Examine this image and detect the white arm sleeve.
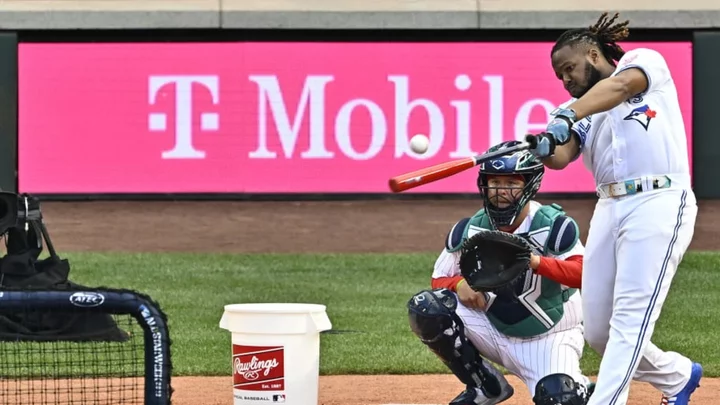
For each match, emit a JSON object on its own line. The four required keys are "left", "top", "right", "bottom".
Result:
{"left": 431, "top": 249, "right": 461, "bottom": 279}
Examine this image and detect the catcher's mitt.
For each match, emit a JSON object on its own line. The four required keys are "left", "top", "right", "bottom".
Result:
{"left": 458, "top": 230, "right": 532, "bottom": 293}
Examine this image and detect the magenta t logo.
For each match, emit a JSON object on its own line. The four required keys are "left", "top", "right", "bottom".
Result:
{"left": 148, "top": 75, "right": 219, "bottom": 159}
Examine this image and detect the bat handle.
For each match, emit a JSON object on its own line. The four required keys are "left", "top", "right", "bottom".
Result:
{"left": 524, "top": 133, "right": 540, "bottom": 149}
{"left": 524, "top": 133, "right": 558, "bottom": 156}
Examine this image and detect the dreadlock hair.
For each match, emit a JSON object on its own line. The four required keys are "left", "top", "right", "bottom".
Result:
{"left": 551, "top": 12, "right": 630, "bottom": 65}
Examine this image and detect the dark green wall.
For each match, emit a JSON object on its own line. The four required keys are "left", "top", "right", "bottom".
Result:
{"left": 693, "top": 32, "right": 720, "bottom": 198}
{"left": 0, "top": 33, "right": 17, "bottom": 193}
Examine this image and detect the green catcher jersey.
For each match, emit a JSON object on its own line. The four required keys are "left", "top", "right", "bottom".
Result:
{"left": 434, "top": 201, "right": 583, "bottom": 338}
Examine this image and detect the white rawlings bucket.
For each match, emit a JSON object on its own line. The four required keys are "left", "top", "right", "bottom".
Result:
{"left": 219, "top": 303, "right": 332, "bottom": 405}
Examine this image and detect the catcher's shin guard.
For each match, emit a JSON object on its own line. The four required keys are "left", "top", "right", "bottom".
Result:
{"left": 407, "top": 289, "right": 512, "bottom": 400}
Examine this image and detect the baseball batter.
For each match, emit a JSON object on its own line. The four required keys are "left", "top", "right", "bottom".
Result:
{"left": 407, "top": 141, "right": 594, "bottom": 405}
{"left": 528, "top": 12, "right": 702, "bottom": 405}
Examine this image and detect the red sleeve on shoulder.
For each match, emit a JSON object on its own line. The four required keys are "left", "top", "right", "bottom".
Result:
{"left": 535, "top": 255, "right": 583, "bottom": 288}
{"left": 431, "top": 276, "right": 465, "bottom": 292}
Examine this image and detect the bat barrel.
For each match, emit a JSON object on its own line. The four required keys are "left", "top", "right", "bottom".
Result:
{"left": 388, "top": 157, "right": 477, "bottom": 193}
{"left": 387, "top": 140, "right": 532, "bottom": 193}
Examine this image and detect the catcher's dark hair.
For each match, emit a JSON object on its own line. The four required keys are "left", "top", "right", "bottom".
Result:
{"left": 551, "top": 12, "right": 630, "bottom": 64}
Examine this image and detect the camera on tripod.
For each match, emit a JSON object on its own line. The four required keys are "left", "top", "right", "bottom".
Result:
{"left": 0, "top": 191, "right": 58, "bottom": 262}
{"left": 0, "top": 193, "right": 127, "bottom": 344}
{"left": 0, "top": 192, "right": 42, "bottom": 235}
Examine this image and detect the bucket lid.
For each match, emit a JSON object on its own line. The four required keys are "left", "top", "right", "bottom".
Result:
{"left": 219, "top": 303, "right": 332, "bottom": 334}
{"left": 223, "top": 303, "right": 327, "bottom": 314}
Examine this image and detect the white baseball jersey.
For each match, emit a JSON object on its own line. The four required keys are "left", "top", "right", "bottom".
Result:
{"left": 559, "top": 48, "right": 691, "bottom": 187}
{"left": 564, "top": 47, "right": 700, "bottom": 405}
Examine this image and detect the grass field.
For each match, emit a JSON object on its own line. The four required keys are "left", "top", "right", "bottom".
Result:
{"left": 58, "top": 251, "right": 720, "bottom": 378}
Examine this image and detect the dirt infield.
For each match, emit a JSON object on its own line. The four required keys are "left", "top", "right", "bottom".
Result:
{"left": 38, "top": 198, "right": 720, "bottom": 253}
{"left": 37, "top": 198, "right": 720, "bottom": 405}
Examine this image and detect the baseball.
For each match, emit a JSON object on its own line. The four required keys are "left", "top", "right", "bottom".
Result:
{"left": 410, "top": 134, "right": 430, "bottom": 154}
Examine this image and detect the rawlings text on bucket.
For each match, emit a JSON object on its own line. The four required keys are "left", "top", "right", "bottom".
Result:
{"left": 232, "top": 345, "right": 285, "bottom": 392}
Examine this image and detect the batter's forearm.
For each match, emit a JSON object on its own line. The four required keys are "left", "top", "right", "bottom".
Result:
{"left": 541, "top": 135, "right": 580, "bottom": 170}
{"left": 541, "top": 153, "right": 570, "bottom": 170}
{"left": 567, "top": 76, "right": 633, "bottom": 120}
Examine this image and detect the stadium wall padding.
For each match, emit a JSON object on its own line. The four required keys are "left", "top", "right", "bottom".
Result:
{"left": 690, "top": 32, "right": 720, "bottom": 199}
{"left": 0, "top": 33, "right": 18, "bottom": 193}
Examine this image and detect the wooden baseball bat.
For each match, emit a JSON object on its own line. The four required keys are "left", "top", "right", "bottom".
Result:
{"left": 388, "top": 139, "right": 533, "bottom": 193}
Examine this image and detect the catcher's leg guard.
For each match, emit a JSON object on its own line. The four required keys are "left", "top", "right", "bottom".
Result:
{"left": 407, "top": 289, "right": 512, "bottom": 401}
{"left": 532, "top": 373, "right": 592, "bottom": 405}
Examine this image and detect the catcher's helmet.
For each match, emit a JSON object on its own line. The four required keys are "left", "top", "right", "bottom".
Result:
{"left": 477, "top": 140, "right": 544, "bottom": 228}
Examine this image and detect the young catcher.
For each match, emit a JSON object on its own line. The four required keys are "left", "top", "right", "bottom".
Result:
{"left": 407, "top": 140, "right": 594, "bottom": 405}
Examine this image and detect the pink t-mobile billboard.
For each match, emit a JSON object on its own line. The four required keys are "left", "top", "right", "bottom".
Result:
{"left": 17, "top": 42, "right": 693, "bottom": 194}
